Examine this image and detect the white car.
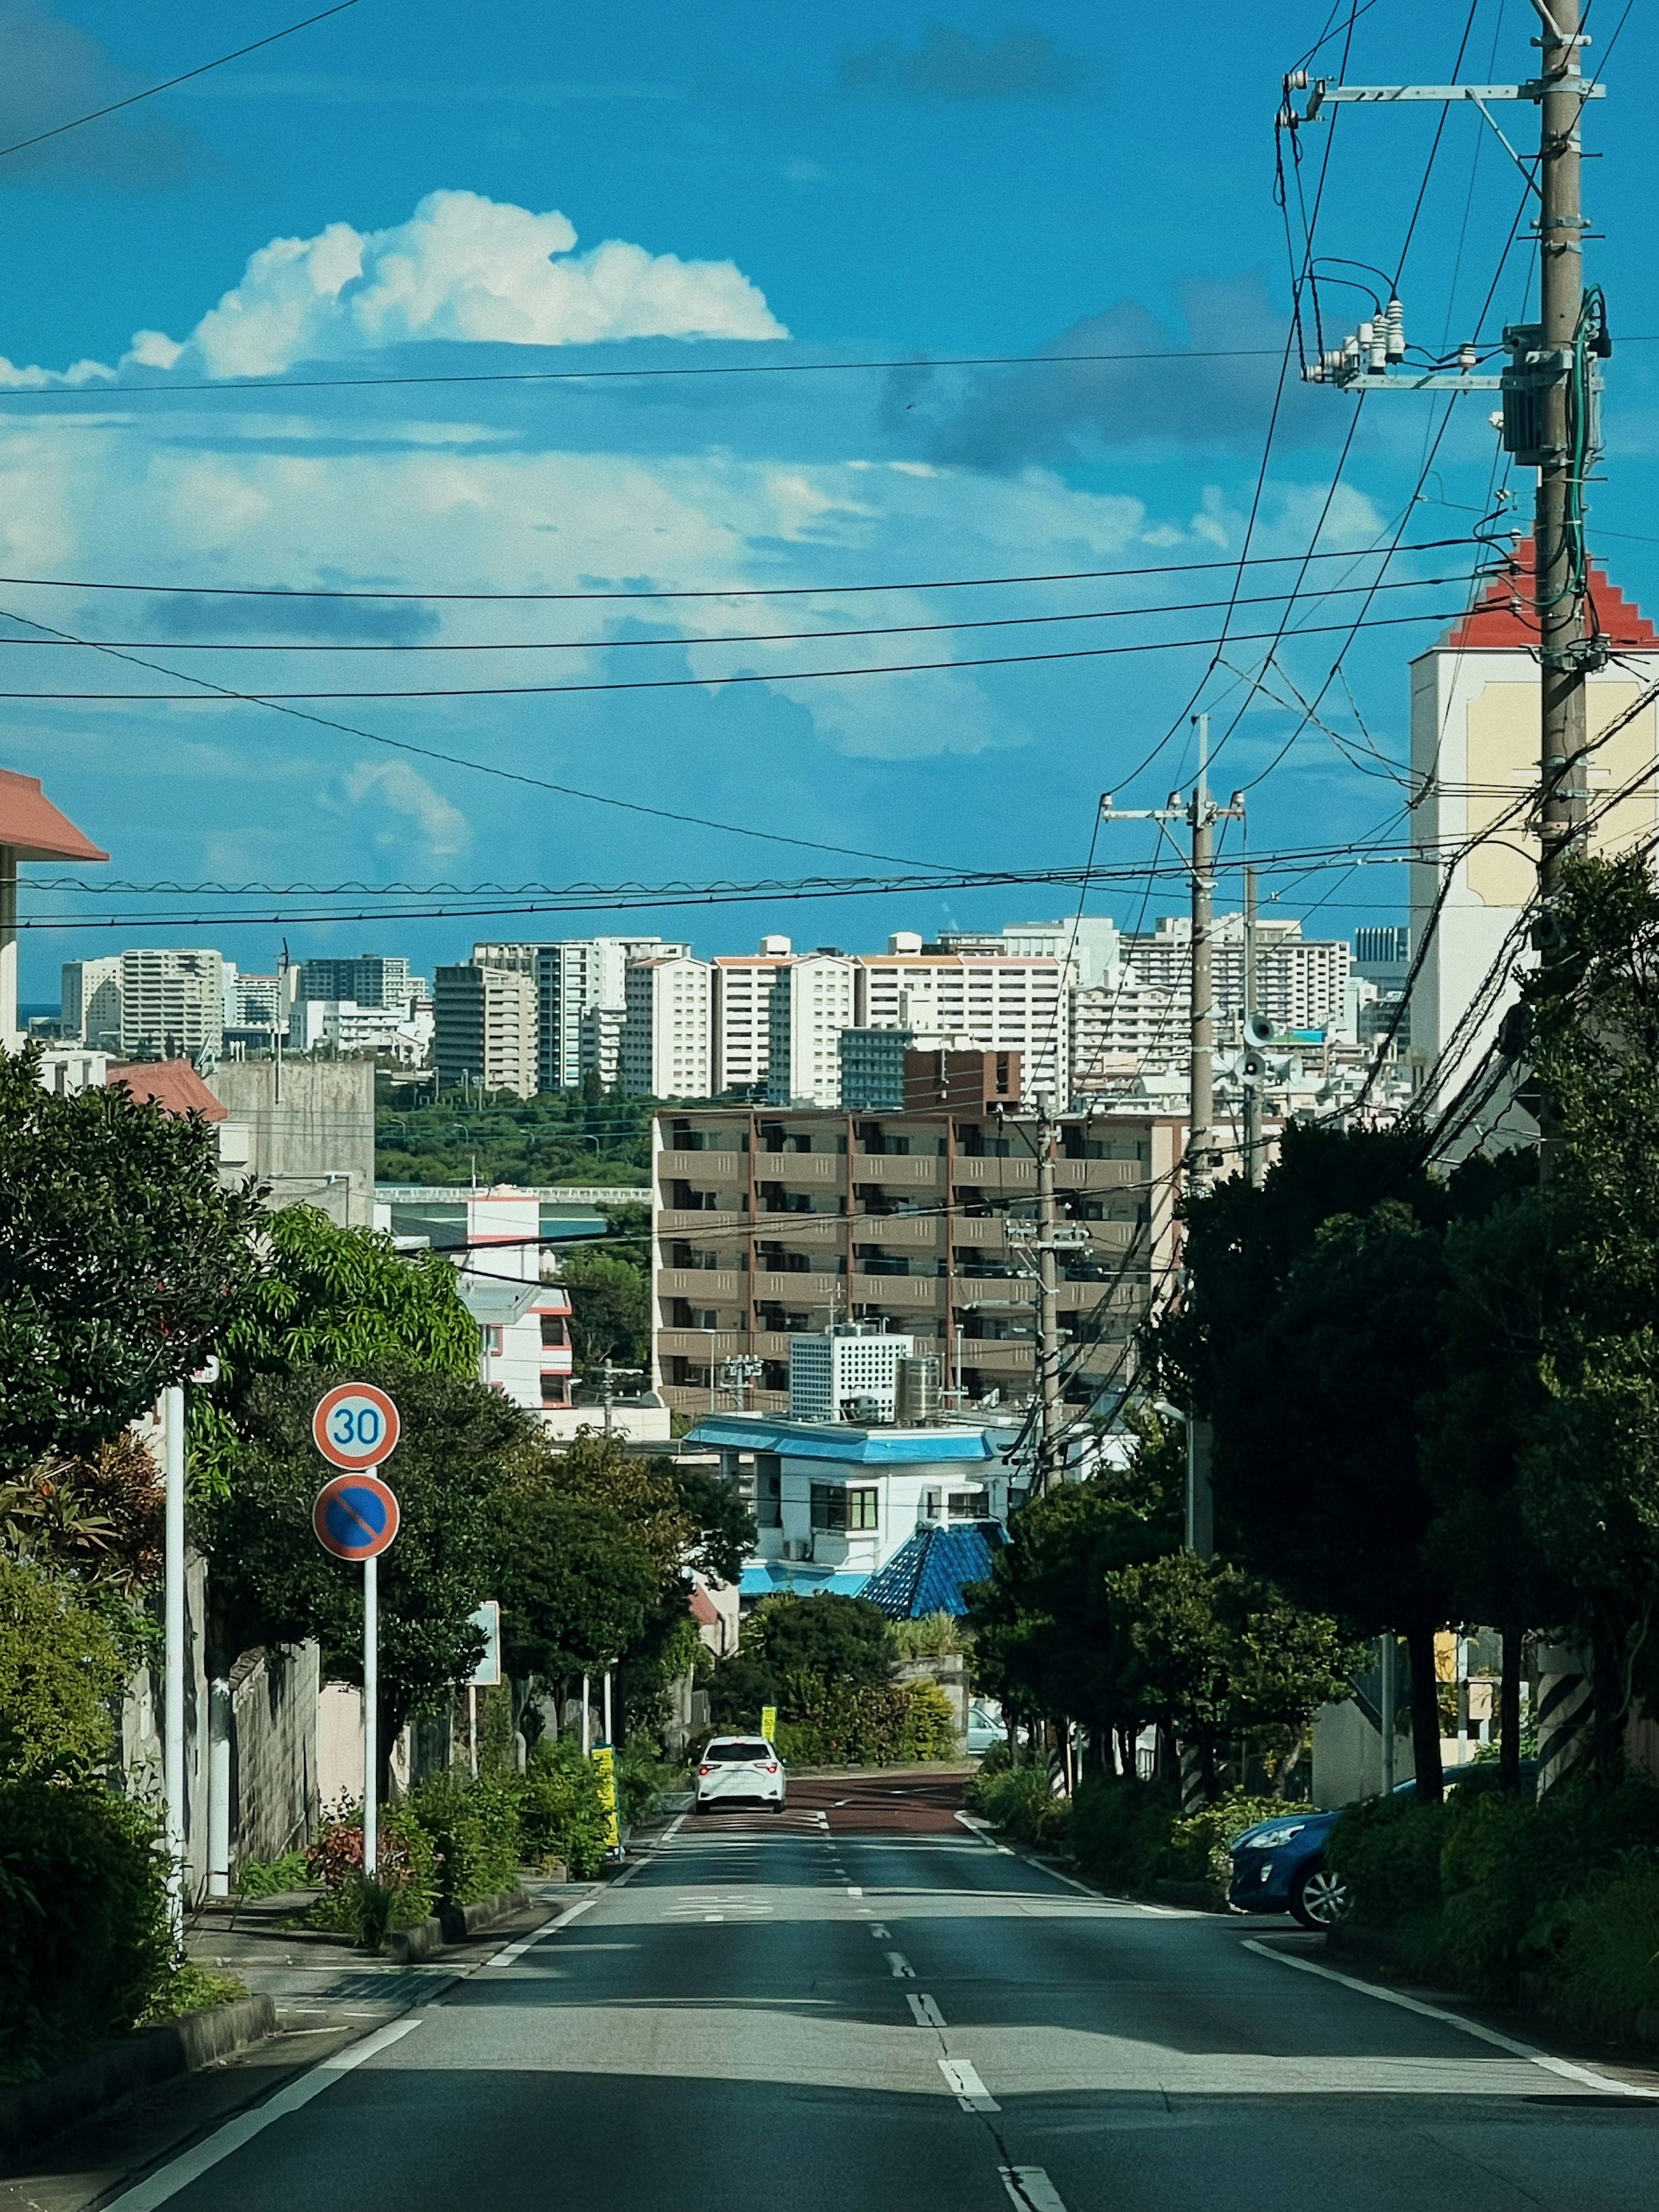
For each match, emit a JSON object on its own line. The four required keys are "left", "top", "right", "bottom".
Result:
{"left": 694, "top": 1736, "right": 786, "bottom": 1813}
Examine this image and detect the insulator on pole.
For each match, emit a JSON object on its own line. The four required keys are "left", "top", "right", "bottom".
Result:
{"left": 1385, "top": 298, "right": 1405, "bottom": 361}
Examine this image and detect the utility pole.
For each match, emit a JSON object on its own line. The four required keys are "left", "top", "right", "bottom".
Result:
{"left": 1033, "top": 1099, "right": 1064, "bottom": 1493}
{"left": 1243, "top": 865, "right": 1265, "bottom": 1190}
{"left": 1536, "top": 0, "right": 1589, "bottom": 897}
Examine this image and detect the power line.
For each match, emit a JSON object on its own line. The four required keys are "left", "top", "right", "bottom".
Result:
{"left": 0, "top": 604, "right": 1468, "bottom": 702}
{"left": 0, "top": 569, "right": 1468, "bottom": 655}
{"left": 0, "top": 2, "right": 364, "bottom": 162}
{"left": 0, "top": 537, "right": 1475, "bottom": 606}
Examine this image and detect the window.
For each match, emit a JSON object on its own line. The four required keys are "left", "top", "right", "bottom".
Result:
{"left": 540, "top": 1375, "right": 568, "bottom": 1406}
{"left": 539, "top": 1314, "right": 566, "bottom": 1347}
{"left": 847, "top": 1486, "right": 879, "bottom": 1532}
{"left": 949, "top": 1489, "right": 988, "bottom": 1518}
{"left": 756, "top": 1456, "right": 782, "bottom": 1528}
{"left": 810, "top": 1483, "right": 848, "bottom": 1532}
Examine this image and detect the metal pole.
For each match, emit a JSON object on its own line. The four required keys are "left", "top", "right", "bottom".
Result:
{"left": 1189, "top": 715, "right": 1215, "bottom": 1197}
{"left": 1380, "top": 1633, "right": 1397, "bottom": 1793}
{"left": 207, "top": 1675, "right": 231, "bottom": 1901}
{"left": 468, "top": 1682, "right": 478, "bottom": 1779}
{"left": 363, "top": 1554, "right": 378, "bottom": 1882}
{"left": 1034, "top": 1098, "right": 1064, "bottom": 1493}
{"left": 1244, "top": 864, "right": 1265, "bottom": 1190}
{"left": 164, "top": 1385, "right": 187, "bottom": 1946}
{"left": 581, "top": 1670, "right": 591, "bottom": 1756}
{"left": 603, "top": 1668, "right": 613, "bottom": 1747}
{"left": 1535, "top": 0, "right": 1588, "bottom": 901}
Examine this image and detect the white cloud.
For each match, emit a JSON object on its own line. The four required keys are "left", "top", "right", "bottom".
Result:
{"left": 131, "top": 190, "right": 785, "bottom": 380}
{"left": 339, "top": 760, "right": 470, "bottom": 858}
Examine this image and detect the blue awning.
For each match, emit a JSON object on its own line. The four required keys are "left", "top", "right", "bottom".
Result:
{"left": 689, "top": 1417, "right": 998, "bottom": 1464}
{"left": 739, "top": 1564, "right": 871, "bottom": 1599}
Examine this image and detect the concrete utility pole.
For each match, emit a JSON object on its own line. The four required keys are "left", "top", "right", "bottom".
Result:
{"left": 1185, "top": 715, "right": 1247, "bottom": 1198}
{"left": 1033, "top": 1101, "right": 1064, "bottom": 1493}
{"left": 1535, "top": 0, "right": 1589, "bottom": 896}
{"left": 1243, "top": 866, "right": 1266, "bottom": 1190}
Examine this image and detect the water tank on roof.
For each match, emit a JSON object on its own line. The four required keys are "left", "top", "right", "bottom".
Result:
{"left": 896, "top": 1355, "right": 941, "bottom": 1425}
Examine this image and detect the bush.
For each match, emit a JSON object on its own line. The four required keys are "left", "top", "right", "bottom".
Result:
{"left": 0, "top": 1781, "right": 172, "bottom": 2082}
{"left": 0, "top": 1560, "right": 124, "bottom": 1780}
{"left": 1326, "top": 1793, "right": 1449, "bottom": 1942}
{"left": 518, "top": 1738, "right": 612, "bottom": 1878}
{"left": 898, "top": 1679, "right": 960, "bottom": 1763}
{"left": 614, "top": 1735, "right": 672, "bottom": 1828}
{"left": 1557, "top": 1855, "right": 1659, "bottom": 2026}
{"left": 1165, "top": 1792, "right": 1313, "bottom": 1893}
{"left": 303, "top": 1800, "right": 437, "bottom": 1942}
{"left": 890, "top": 1613, "right": 966, "bottom": 1659}
{"left": 409, "top": 1771, "right": 522, "bottom": 1907}
{"left": 235, "top": 1850, "right": 311, "bottom": 1898}
{"left": 973, "top": 1763, "right": 1070, "bottom": 1848}
{"left": 1068, "top": 1777, "right": 1183, "bottom": 1892}
{"left": 140, "top": 1963, "right": 248, "bottom": 2025}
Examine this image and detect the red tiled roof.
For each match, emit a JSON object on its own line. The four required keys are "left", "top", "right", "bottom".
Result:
{"left": 105, "top": 1062, "right": 227, "bottom": 1122}
{"left": 0, "top": 769, "right": 107, "bottom": 861}
{"left": 688, "top": 1584, "right": 721, "bottom": 1626}
{"left": 1438, "top": 538, "right": 1658, "bottom": 649}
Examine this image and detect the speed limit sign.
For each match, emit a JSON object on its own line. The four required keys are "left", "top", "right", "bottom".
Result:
{"left": 312, "top": 1382, "right": 400, "bottom": 1470}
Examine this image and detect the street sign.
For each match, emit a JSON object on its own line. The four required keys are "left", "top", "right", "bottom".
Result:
{"left": 760, "top": 1703, "right": 779, "bottom": 1743}
{"left": 312, "top": 1472, "right": 401, "bottom": 1562}
{"left": 468, "top": 1601, "right": 502, "bottom": 1688}
{"left": 311, "top": 1382, "right": 400, "bottom": 1471}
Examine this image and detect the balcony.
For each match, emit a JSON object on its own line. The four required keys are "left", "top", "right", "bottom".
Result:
{"left": 657, "top": 1208, "right": 745, "bottom": 1235}
{"left": 953, "top": 1155, "right": 1036, "bottom": 1188}
{"left": 659, "top": 1327, "right": 746, "bottom": 1358}
{"left": 847, "top": 1154, "right": 941, "bottom": 1187}
{"left": 850, "top": 1272, "right": 947, "bottom": 1310}
{"left": 657, "top": 1268, "right": 744, "bottom": 1300}
{"left": 852, "top": 1210, "right": 942, "bottom": 1249}
{"left": 1056, "top": 1156, "right": 1144, "bottom": 1189}
{"left": 659, "top": 1146, "right": 747, "bottom": 1178}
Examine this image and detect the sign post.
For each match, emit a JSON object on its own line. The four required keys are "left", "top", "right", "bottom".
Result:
{"left": 312, "top": 1384, "right": 401, "bottom": 1882}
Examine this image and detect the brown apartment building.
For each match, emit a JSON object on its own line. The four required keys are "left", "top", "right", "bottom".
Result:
{"left": 652, "top": 1091, "right": 1185, "bottom": 1421}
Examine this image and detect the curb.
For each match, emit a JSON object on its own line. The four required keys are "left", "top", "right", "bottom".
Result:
{"left": 385, "top": 1883, "right": 529, "bottom": 1964}
{"left": 0, "top": 1994, "right": 276, "bottom": 2171}
{"left": 1329, "top": 1925, "right": 1659, "bottom": 2059}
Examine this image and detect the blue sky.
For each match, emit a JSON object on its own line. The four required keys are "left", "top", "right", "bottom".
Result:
{"left": 2, "top": 0, "right": 1656, "bottom": 1001}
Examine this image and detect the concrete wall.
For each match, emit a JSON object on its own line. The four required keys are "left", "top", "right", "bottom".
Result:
{"left": 895, "top": 1653, "right": 969, "bottom": 1748}
{"left": 208, "top": 1058, "right": 375, "bottom": 1227}
{"left": 229, "top": 1643, "right": 321, "bottom": 1869}
{"left": 118, "top": 1548, "right": 210, "bottom": 1900}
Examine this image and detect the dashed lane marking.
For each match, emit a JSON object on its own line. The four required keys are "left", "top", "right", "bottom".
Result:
{"left": 846, "top": 1885, "right": 863, "bottom": 1896}
{"left": 907, "top": 1993, "right": 947, "bottom": 2027}
{"left": 939, "top": 2057, "right": 998, "bottom": 2112}
{"left": 1001, "top": 2168, "right": 1067, "bottom": 2211}
{"left": 869, "top": 1923, "right": 891, "bottom": 1938}
{"left": 887, "top": 1951, "right": 915, "bottom": 1978}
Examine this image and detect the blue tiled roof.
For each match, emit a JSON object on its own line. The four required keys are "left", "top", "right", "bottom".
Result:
{"left": 859, "top": 1521, "right": 1007, "bottom": 1619}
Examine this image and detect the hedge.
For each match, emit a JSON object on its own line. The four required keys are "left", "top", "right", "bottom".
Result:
{"left": 0, "top": 1781, "right": 172, "bottom": 2083}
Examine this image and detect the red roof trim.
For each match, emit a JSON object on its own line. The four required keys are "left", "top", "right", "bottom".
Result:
{"left": 1439, "top": 538, "right": 1658, "bottom": 650}
{"left": 0, "top": 769, "right": 108, "bottom": 861}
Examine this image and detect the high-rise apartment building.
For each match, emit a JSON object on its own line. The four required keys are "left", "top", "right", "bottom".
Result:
{"left": 855, "top": 941, "right": 1071, "bottom": 1105}
{"left": 766, "top": 952, "right": 857, "bottom": 1107}
{"left": 712, "top": 935, "right": 793, "bottom": 1095}
{"left": 472, "top": 936, "right": 688, "bottom": 1092}
{"left": 296, "top": 953, "right": 410, "bottom": 1010}
{"left": 232, "top": 973, "right": 286, "bottom": 1028}
{"left": 118, "top": 949, "right": 225, "bottom": 1060}
{"left": 621, "top": 956, "right": 712, "bottom": 1098}
{"left": 61, "top": 956, "right": 123, "bottom": 1049}
{"left": 578, "top": 1004, "right": 627, "bottom": 1090}
{"left": 434, "top": 963, "right": 538, "bottom": 1098}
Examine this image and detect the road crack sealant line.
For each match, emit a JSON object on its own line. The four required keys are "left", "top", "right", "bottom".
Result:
{"left": 99, "top": 1824, "right": 674, "bottom": 2211}
{"left": 1242, "top": 1939, "right": 1659, "bottom": 2100}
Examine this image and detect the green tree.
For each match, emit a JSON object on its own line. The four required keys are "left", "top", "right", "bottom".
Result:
{"left": 197, "top": 1364, "right": 529, "bottom": 1797}
{"left": 0, "top": 1047, "right": 265, "bottom": 1474}
{"left": 496, "top": 1487, "right": 662, "bottom": 1681}
{"left": 0, "top": 1560, "right": 124, "bottom": 1781}
{"left": 560, "top": 1249, "right": 650, "bottom": 1376}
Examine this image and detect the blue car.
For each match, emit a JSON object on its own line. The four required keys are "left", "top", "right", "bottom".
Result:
{"left": 1228, "top": 1763, "right": 1535, "bottom": 1928}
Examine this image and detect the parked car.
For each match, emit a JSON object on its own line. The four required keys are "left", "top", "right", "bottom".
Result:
{"left": 966, "top": 1699, "right": 1004, "bottom": 1758}
{"left": 694, "top": 1736, "right": 786, "bottom": 1813}
{"left": 1227, "top": 1761, "right": 1536, "bottom": 1929}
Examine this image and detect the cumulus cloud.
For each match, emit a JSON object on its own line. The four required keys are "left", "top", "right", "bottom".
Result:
{"left": 0, "top": 0, "right": 188, "bottom": 184}
{"left": 906, "top": 273, "right": 1322, "bottom": 470}
{"left": 837, "top": 21, "right": 1090, "bottom": 100}
{"left": 129, "top": 189, "right": 787, "bottom": 380}
{"left": 339, "top": 760, "right": 470, "bottom": 858}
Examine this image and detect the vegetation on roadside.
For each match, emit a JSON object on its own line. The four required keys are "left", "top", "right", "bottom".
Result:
{"left": 705, "top": 1592, "right": 961, "bottom": 1766}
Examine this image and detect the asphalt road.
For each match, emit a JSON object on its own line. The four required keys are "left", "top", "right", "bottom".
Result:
{"left": 103, "top": 1775, "right": 1659, "bottom": 2212}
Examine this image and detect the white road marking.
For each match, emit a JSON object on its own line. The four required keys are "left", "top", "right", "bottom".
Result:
{"left": 1242, "top": 1939, "right": 1659, "bottom": 2098}
{"left": 846, "top": 1885, "right": 863, "bottom": 1896}
{"left": 887, "top": 1950, "right": 915, "bottom": 1978}
{"left": 102, "top": 2018, "right": 424, "bottom": 2211}
{"left": 1001, "top": 2167, "right": 1068, "bottom": 2211}
{"left": 908, "top": 1993, "right": 947, "bottom": 2027}
{"left": 704, "top": 1914, "right": 724, "bottom": 1922}
{"left": 954, "top": 1808, "right": 1014, "bottom": 1856}
{"left": 939, "top": 2056, "right": 999, "bottom": 2111}
{"left": 869, "top": 1923, "right": 891, "bottom": 1938}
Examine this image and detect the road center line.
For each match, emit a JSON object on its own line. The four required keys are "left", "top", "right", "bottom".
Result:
{"left": 887, "top": 1950, "right": 915, "bottom": 1978}
{"left": 908, "top": 1993, "right": 947, "bottom": 2027}
{"left": 1001, "top": 2167, "right": 1068, "bottom": 2211}
{"left": 846, "top": 1884, "right": 863, "bottom": 1896}
{"left": 1241, "top": 1939, "right": 1659, "bottom": 2098}
{"left": 939, "top": 2056, "right": 998, "bottom": 2111}
{"left": 869, "top": 1922, "right": 891, "bottom": 1938}
{"left": 102, "top": 2018, "right": 424, "bottom": 2212}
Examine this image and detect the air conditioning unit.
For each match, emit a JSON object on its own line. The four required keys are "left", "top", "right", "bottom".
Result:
{"left": 780, "top": 1538, "right": 813, "bottom": 1563}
